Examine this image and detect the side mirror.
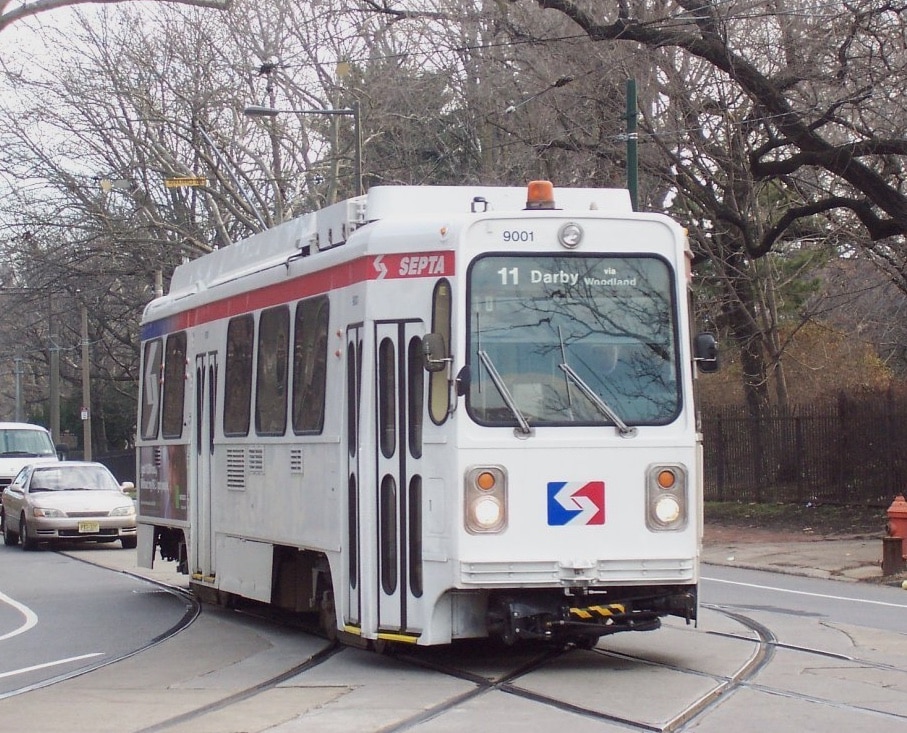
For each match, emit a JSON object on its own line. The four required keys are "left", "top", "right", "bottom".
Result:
{"left": 455, "top": 365, "right": 471, "bottom": 396}
{"left": 422, "top": 333, "right": 449, "bottom": 373}
{"left": 55, "top": 443, "right": 69, "bottom": 461}
{"left": 693, "top": 332, "right": 719, "bottom": 373}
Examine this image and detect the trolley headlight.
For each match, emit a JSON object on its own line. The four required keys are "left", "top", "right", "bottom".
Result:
{"left": 465, "top": 466, "right": 508, "bottom": 534}
{"left": 473, "top": 496, "right": 504, "bottom": 528}
{"left": 646, "top": 464, "right": 688, "bottom": 531}
{"left": 653, "top": 495, "right": 681, "bottom": 524}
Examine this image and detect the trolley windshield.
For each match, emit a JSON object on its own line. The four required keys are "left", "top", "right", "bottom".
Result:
{"left": 466, "top": 254, "right": 680, "bottom": 427}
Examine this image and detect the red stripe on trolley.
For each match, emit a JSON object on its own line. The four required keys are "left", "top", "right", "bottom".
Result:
{"left": 142, "top": 250, "right": 455, "bottom": 339}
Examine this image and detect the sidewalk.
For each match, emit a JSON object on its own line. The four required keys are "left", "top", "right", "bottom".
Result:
{"left": 703, "top": 525, "right": 907, "bottom": 585}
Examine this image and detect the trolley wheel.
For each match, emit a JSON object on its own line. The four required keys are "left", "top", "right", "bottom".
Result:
{"left": 319, "top": 591, "right": 337, "bottom": 642}
{"left": 568, "top": 634, "right": 600, "bottom": 650}
{"left": 214, "top": 589, "right": 237, "bottom": 608}
{"left": 370, "top": 637, "right": 397, "bottom": 656}
{"left": 501, "top": 621, "right": 517, "bottom": 647}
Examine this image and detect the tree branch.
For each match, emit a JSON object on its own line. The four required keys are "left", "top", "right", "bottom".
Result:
{"left": 761, "top": 196, "right": 901, "bottom": 254}
{"left": 1, "top": 0, "right": 230, "bottom": 32}
{"left": 531, "top": 0, "right": 907, "bottom": 239}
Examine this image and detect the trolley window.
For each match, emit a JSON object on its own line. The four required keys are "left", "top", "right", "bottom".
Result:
{"left": 380, "top": 474, "right": 398, "bottom": 594}
{"left": 161, "top": 332, "right": 187, "bottom": 439}
{"left": 378, "top": 337, "right": 396, "bottom": 458}
{"left": 140, "top": 339, "right": 163, "bottom": 440}
{"left": 224, "top": 314, "right": 254, "bottom": 436}
{"left": 407, "top": 336, "right": 424, "bottom": 459}
{"left": 256, "top": 306, "right": 290, "bottom": 436}
{"left": 346, "top": 334, "right": 358, "bottom": 456}
{"left": 292, "top": 296, "right": 329, "bottom": 434}
{"left": 467, "top": 254, "right": 680, "bottom": 427}
{"left": 408, "top": 475, "right": 423, "bottom": 598}
{"left": 428, "top": 279, "right": 451, "bottom": 424}
{"left": 347, "top": 474, "right": 358, "bottom": 588}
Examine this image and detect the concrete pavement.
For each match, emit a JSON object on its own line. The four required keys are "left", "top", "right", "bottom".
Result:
{"left": 702, "top": 529, "right": 907, "bottom": 585}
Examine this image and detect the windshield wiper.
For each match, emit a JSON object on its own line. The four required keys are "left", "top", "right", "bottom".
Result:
{"left": 0, "top": 451, "right": 40, "bottom": 457}
{"left": 558, "top": 362, "right": 637, "bottom": 438}
{"left": 477, "top": 349, "right": 532, "bottom": 435}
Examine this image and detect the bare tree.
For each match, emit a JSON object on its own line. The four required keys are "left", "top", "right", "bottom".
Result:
{"left": 525, "top": 1, "right": 907, "bottom": 254}
{"left": 0, "top": 0, "right": 228, "bottom": 34}
{"left": 3, "top": 0, "right": 906, "bottom": 430}
{"left": 0, "top": 3, "right": 268, "bottom": 444}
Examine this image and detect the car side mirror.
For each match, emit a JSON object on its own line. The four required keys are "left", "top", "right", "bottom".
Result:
{"left": 693, "top": 332, "right": 719, "bottom": 373}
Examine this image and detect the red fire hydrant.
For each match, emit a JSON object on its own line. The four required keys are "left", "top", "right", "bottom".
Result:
{"left": 887, "top": 495, "right": 907, "bottom": 559}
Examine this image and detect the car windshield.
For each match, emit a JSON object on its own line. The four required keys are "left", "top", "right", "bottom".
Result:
{"left": 29, "top": 466, "right": 120, "bottom": 492}
{"left": 467, "top": 254, "right": 680, "bottom": 427}
{"left": 0, "top": 428, "right": 56, "bottom": 457}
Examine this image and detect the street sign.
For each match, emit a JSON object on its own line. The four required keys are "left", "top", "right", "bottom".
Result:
{"left": 164, "top": 176, "right": 207, "bottom": 188}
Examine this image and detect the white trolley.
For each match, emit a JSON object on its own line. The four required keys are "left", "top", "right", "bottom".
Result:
{"left": 136, "top": 181, "right": 717, "bottom": 647}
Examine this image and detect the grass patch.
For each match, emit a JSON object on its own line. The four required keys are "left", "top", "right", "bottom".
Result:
{"left": 705, "top": 501, "right": 887, "bottom": 535}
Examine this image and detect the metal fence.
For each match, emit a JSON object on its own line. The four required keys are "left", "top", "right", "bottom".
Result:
{"left": 701, "top": 396, "right": 907, "bottom": 507}
{"left": 82, "top": 399, "right": 907, "bottom": 507}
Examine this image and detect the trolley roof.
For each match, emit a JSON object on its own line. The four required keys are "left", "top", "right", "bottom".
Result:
{"left": 165, "top": 183, "right": 633, "bottom": 296}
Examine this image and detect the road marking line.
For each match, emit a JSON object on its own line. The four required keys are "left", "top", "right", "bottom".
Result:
{"left": 0, "top": 590, "right": 37, "bottom": 640}
{"left": 703, "top": 576, "right": 907, "bottom": 609}
{"left": 0, "top": 653, "right": 105, "bottom": 680}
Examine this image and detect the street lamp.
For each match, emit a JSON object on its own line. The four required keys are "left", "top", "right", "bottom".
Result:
{"left": 244, "top": 102, "right": 363, "bottom": 197}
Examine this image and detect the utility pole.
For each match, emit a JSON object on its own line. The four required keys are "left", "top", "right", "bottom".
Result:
{"left": 245, "top": 103, "right": 364, "bottom": 198}
{"left": 81, "top": 304, "right": 92, "bottom": 461}
{"left": 626, "top": 79, "right": 639, "bottom": 211}
{"left": 49, "top": 296, "right": 60, "bottom": 444}
{"left": 14, "top": 357, "right": 23, "bottom": 421}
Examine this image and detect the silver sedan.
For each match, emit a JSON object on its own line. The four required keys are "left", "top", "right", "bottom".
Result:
{"left": 0, "top": 462, "right": 136, "bottom": 550}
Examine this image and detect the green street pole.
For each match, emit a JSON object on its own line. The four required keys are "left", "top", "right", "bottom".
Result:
{"left": 81, "top": 303, "right": 92, "bottom": 461}
{"left": 626, "top": 79, "right": 638, "bottom": 211}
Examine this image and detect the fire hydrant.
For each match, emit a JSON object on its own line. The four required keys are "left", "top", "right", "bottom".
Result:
{"left": 886, "top": 494, "right": 907, "bottom": 562}
{"left": 889, "top": 495, "right": 907, "bottom": 542}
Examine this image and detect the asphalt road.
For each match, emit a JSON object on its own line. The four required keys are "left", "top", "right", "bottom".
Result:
{"left": 0, "top": 547, "right": 905, "bottom": 732}
{"left": 701, "top": 564, "right": 907, "bottom": 635}
{"left": 0, "top": 543, "right": 194, "bottom": 697}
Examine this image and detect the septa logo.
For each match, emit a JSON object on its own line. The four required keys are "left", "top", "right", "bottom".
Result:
{"left": 547, "top": 481, "right": 605, "bottom": 526}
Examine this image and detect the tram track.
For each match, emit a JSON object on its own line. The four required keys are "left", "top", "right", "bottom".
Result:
{"left": 377, "top": 606, "right": 776, "bottom": 732}
{"left": 0, "top": 563, "right": 201, "bottom": 702}
{"left": 371, "top": 603, "right": 907, "bottom": 732}
{"left": 699, "top": 613, "right": 907, "bottom": 727}
{"left": 7, "top": 569, "right": 905, "bottom": 732}
{"left": 131, "top": 641, "right": 344, "bottom": 733}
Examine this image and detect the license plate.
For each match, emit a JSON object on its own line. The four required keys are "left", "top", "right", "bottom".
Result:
{"left": 78, "top": 521, "right": 100, "bottom": 533}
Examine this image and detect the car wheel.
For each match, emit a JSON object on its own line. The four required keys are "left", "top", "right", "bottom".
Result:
{"left": 121, "top": 536, "right": 137, "bottom": 550}
{"left": 1, "top": 511, "right": 17, "bottom": 546}
{"left": 19, "top": 518, "right": 36, "bottom": 551}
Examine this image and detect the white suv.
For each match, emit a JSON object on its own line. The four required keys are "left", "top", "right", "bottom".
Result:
{"left": 0, "top": 423, "right": 60, "bottom": 490}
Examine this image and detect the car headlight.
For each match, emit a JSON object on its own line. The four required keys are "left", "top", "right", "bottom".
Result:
{"left": 110, "top": 505, "right": 136, "bottom": 517}
{"left": 33, "top": 507, "right": 66, "bottom": 518}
